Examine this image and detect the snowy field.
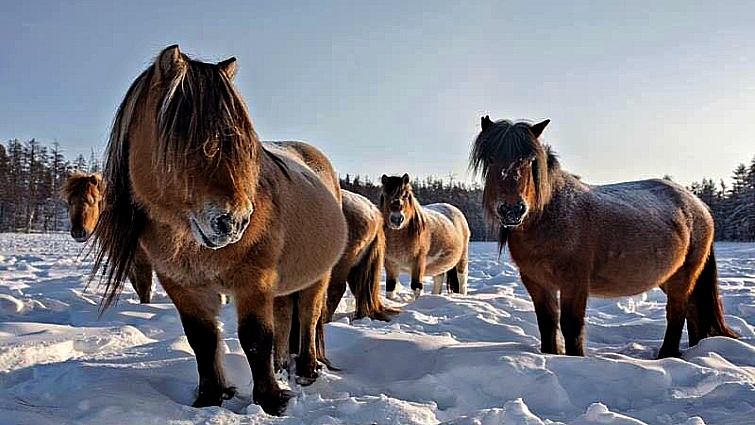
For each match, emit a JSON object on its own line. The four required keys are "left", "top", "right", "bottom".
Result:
{"left": 0, "top": 233, "right": 753, "bottom": 425}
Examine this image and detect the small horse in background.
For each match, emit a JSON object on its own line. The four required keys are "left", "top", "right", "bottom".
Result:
{"left": 61, "top": 172, "right": 154, "bottom": 303}
{"left": 470, "top": 116, "right": 737, "bottom": 358}
{"left": 379, "top": 174, "right": 470, "bottom": 299}
{"left": 91, "top": 45, "right": 347, "bottom": 415}
{"left": 325, "top": 190, "right": 401, "bottom": 322}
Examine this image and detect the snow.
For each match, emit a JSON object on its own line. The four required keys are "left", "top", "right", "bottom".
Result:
{"left": 0, "top": 233, "right": 753, "bottom": 425}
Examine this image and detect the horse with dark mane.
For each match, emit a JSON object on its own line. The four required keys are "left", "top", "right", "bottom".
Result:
{"left": 470, "top": 116, "right": 737, "bottom": 358}
{"left": 90, "top": 45, "right": 347, "bottom": 415}
{"left": 61, "top": 172, "right": 153, "bottom": 303}
{"left": 379, "top": 174, "right": 470, "bottom": 299}
{"left": 325, "top": 190, "right": 401, "bottom": 322}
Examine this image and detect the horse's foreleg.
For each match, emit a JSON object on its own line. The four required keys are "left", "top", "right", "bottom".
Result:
{"left": 128, "top": 246, "right": 153, "bottom": 303}
{"left": 159, "top": 274, "right": 230, "bottom": 407}
{"left": 235, "top": 287, "right": 295, "bottom": 416}
{"left": 295, "top": 273, "right": 329, "bottom": 386}
{"left": 385, "top": 260, "right": 399, "bottom": 300}
{"left": 273, "top": 295, "right": 293, "bottom": 373}
{"left": 522, "top": 276, "right": 561, "bottom": 354}
{"left": 410, "top": 256, "right": 426, "bottom": 298}
{"left": 559, "top": 284, "right": 588, "bottom": 356}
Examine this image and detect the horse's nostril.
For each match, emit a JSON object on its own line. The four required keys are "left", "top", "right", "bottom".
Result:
{"left": 213, "top": 213, "right": 234, "bottom": 235}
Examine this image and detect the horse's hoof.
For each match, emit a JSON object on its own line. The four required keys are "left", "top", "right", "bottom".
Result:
{"left": 385, "top": 291, "right": 395, "bottom": 300}
{"left": 295, "top": 373, "right": 318, "bottom": 386}
{"left": 412, "top": 288, "right": 422, "bottom": 299}
{"left": 192, "top": 390, "right": 222, "bottom": 408}
{"left": 657, "top": 349, "right": 681, "bottom": 359}
{"left": 274, "top": 358, "right": 289, "bottom": 374}
{"left": 254, "top": 388, "right": 295, "bottom": 416}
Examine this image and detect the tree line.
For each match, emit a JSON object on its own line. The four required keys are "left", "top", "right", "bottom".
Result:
{"left": 0, "top": 138, "right": 753, "bottom": 241}
{"left": 0, "top": 139, "right": 100, "bottom": 232}
{"left": 688, "top": 157, "right": 755, "bottom": 241}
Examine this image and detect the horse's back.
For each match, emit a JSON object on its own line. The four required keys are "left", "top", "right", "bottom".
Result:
{"left": 264, "top": 141, "right": 340, "bottom": 200}
{"left": 589, "top": 178, "right": 712, "bottom": 231}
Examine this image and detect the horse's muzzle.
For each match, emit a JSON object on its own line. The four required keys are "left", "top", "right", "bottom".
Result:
{"left": 190, "top": 209, "right": 252, "bottom": 249}
{"left": 388, "top": 213, "right": 405, "bottom": 229}
{"left": 70, "top": 228, "right": 89, "bottom": 243}
{"left": 497, "top": 201, "right": 527, "bottom": 227}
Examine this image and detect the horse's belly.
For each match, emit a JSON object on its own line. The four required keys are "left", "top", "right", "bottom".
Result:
{"left": 589, "top": 253, "right": 684, "bottom": 297}
{"left": 424, "top": 249, "right": 462, "bottom": 276}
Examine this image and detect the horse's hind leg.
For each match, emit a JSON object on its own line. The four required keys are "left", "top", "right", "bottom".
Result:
{"left": 658, "top": 266, "right": 697, "bottom": 359}
{"left": 455, "top": 242, "right": 469, "bottom": 295}
{"left": 522, "top": 276, "right": 561, "bottom": 354}
{"left": 295, "top": 273, "right": 329, "bottom": 385}
{"left": 159, "top": 274, "right": 231, "bottom": 407}
{"left": 273, "top": 295, "right": 293, "bottom": 373}
{"left": 325, "top": 260, "right": 351, "bottom": 322}
{"left": 432, "top": 274, "right": 445, "bottom": 294}
{"left": 128, "top": 246, "right": 153, "bottom": 303}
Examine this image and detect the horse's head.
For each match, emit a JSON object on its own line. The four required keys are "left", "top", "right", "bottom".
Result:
{"left": 470, "top": 116, "right": 552, "bottom": 228}
{"left": 379, "top": 173, "right": 418, "bottom": 230}
{"left": 61, "top": 172, "right": 103, "bottom": 242}
{"left": 118, "top": 45, "right": 259, "bottom": 249}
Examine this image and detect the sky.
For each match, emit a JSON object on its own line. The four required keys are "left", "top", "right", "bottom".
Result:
{"left": 1, "top": 0, "right": 753, "bottom": 187}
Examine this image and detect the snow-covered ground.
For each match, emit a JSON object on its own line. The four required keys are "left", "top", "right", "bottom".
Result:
{"left": 0, "top": 233, "right": 753, "bottom": 425}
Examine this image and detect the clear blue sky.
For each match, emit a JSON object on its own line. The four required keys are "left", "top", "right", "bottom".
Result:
{"left": 2, "top": 1, "right": 753, "bottom": 186}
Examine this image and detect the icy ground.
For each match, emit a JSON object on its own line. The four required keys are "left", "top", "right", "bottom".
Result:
{"left": 0, "top": 233, "right": 753, "bottom": 425}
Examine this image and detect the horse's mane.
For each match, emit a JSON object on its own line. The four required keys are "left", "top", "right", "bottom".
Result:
{"left": 155, "top": 56, "right": 259, "bottom": 192}
{"left": 379, "top": 177, "right": 426, "bottom": 236}
{"left": 469, "top": 119, "right": 561, "bottom": 254}
{"left": 61, "top": 172, "right": 102, "bottom": 201}
{"left": 92, "top": 47, "right": 261, "bottom": 311}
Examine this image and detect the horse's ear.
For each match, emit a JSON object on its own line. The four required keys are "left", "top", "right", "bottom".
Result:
{"left": 530, "top": 119, "right": 550, "bottom": 138}
{"left": 381, "top": 174, "right": 388, "bottom": 186}
{"left": 156, "top": 44, "right": 185, "bottom": 78}
{"left": 217, "top": 57, "right": 237, "bottom": 79}
{"left": 481, "top": 115, "right": 492, "bottom": 131}
{"left": 402, "top": 173, "right": 410, "bottom": 185}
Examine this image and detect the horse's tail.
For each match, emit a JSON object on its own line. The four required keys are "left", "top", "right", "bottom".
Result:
{"left": 446, "top": 268, "right": 460, "bottom": 293}
{"left": 688, "top": 247, "right": 738, "bottom": 345}
{"left": 349, "top": 226, "right": 400, "bottom": 321}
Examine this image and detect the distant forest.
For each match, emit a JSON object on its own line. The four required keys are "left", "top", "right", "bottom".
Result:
{"left": 0, "top": 138, "right": 754, "bottom": 241}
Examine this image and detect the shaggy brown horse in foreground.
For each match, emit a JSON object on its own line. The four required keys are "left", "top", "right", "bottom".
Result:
{"left": 91, "top": 46, "right": 347, "bottom": 415}
{"left": 380, "top": 174, "right": 470, "bottom": 299}
{"left": 61, "top": 172, "right": 153, "bottom": 303}
{"left": 325, "top": 190, "right": 401, "bottom": 322}
{"left": 470, "top": 116, "right": 737, "bottom": 358}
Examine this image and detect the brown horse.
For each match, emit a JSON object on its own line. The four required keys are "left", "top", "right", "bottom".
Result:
{"left": 379, "top": 174, "right": 470, "bottom": 299}
{"left": 470, "top": 116, "right": 738, "bottom": 358}
{"left": 325, "top": 190, "right": 401, "bottom": 322}
{"left": 61, "top": 172, "right": 153, "bottom": 303}
{"left": 90, "top": 45, "right": 347, "bottom": 415}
